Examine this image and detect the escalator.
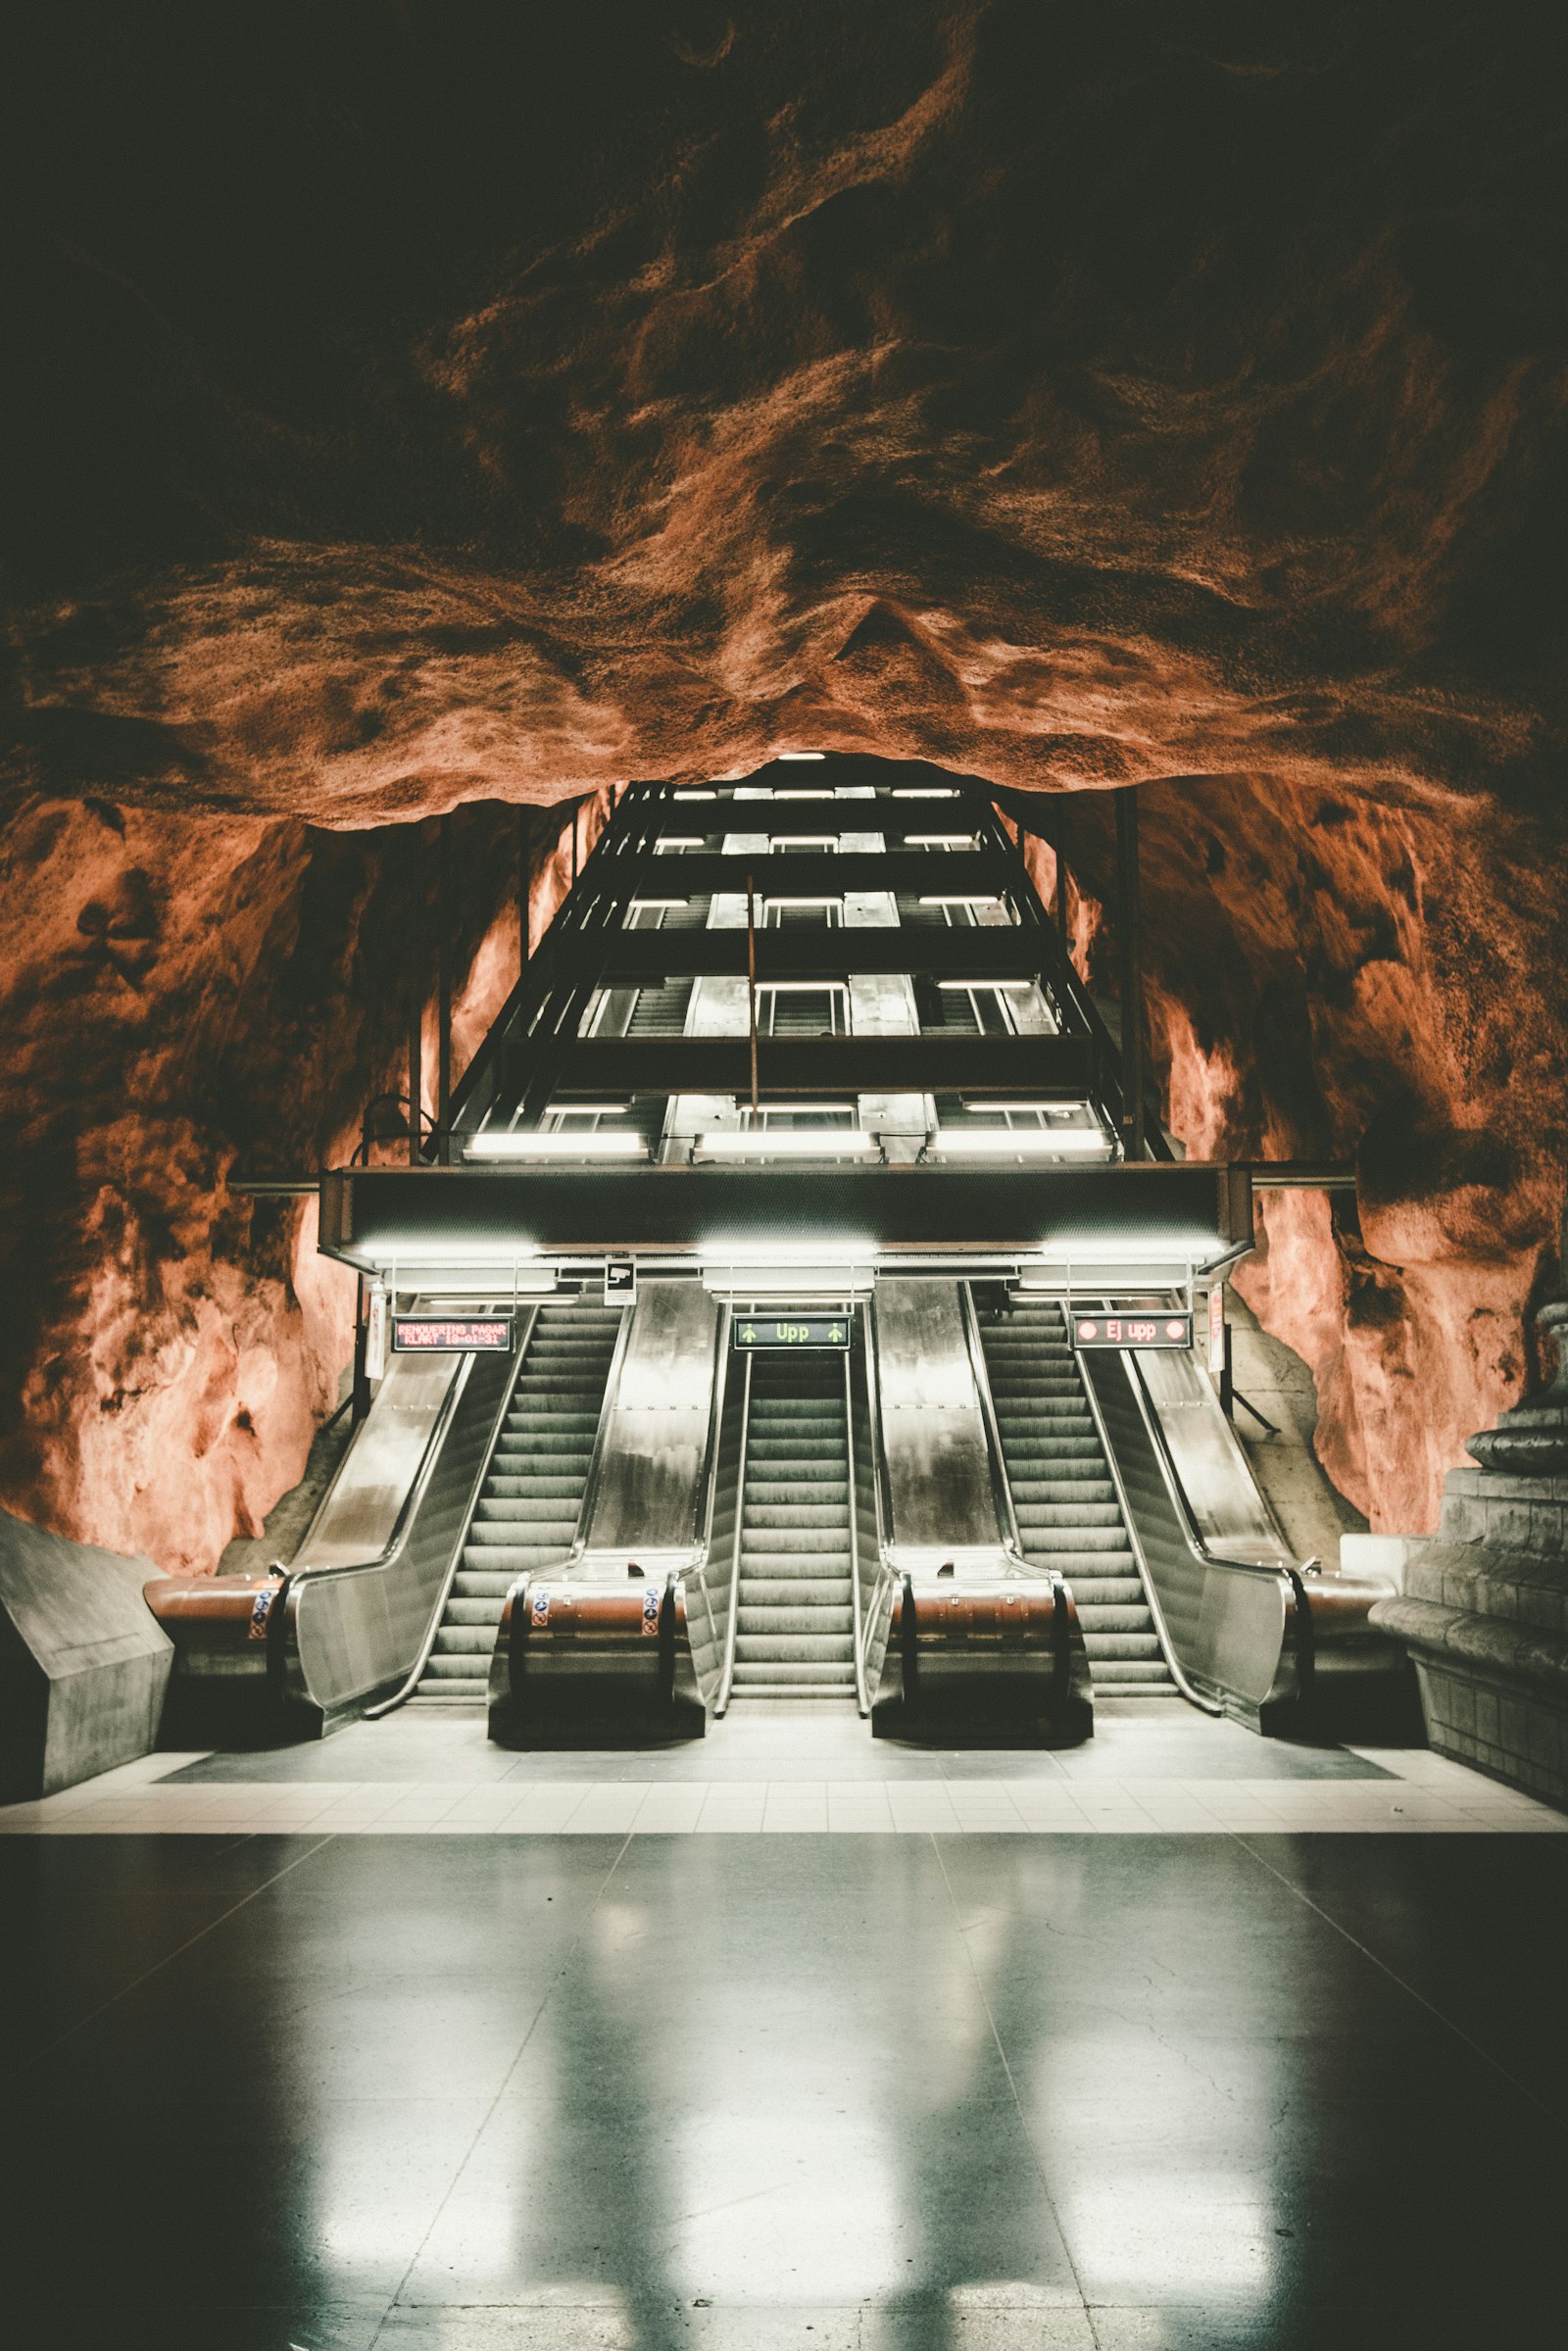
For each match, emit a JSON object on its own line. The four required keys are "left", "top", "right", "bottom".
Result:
{"left": 411, "top": 1299, "right": 623, "bottom": 1703}
{"left": 730, "top": 1349, "right": 858, "bottom": 1701}
{"left": 974, "top": 1297, "right": 1177, "bottom": 1698}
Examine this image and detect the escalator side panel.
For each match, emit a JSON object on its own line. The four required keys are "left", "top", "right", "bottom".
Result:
{"left": 873, "top": 1280, "right": 1002, "bottom": 1557}
{"left": 286, "top": 1343, "right": 518, "bottom": 1723}
{"left": 584, "top": 1283, "right": 721, "bottom": 1554}
{"left": 1079, "top": 1348, "right": 1299, "bottom": 1728}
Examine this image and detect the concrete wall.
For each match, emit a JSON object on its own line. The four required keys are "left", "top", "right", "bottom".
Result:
{"left": 0, "top": 1508, "right": 171, "bottom": 1799}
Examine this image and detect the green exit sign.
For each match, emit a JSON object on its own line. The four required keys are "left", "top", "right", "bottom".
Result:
{"left": 734, "top": 1316, "right": 851, "bottom": 1350}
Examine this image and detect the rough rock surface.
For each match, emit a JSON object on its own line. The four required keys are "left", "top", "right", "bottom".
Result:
{"left": 0, "top": 794, "right": 590, "bottom": 1572}
{"left": 2, "top": 3, "right": 1566, "bottom": 1557}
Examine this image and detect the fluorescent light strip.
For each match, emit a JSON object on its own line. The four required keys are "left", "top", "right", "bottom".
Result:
{"left": 777, "top": 751, "right": 826, "bottom": 760}
{"left": 694, "top": 1131, "right": 878, "bottom": 1158}
{"left": 919, "top": 896, "right": 1004, "bottom": 907}
{"left": 465, "top": 1133, "right": 648, "bottom": 1160}
{"left": 936, "top": 978, "right": 1034, "bottom": 992}
{"left": 927, "top": 1129, "right": 1112, "bottom": 1157}
{"left": 674, "top": 789, "right": 717, "bottom": 800}
{"left": 894, "top": 786, "right": 958, "bottom": 797}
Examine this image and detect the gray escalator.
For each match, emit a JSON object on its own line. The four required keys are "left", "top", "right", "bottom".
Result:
{"left": 974, "top": 1298, "right": 1176, "bottom": 1697}
{"left": 412, "top": 1300, "right": 622, "bottom": 1703}
{"left": 731, "top": 1350, "right": 858, "bottom": 1700}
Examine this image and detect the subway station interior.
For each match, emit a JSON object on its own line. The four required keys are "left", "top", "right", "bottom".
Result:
{"left": 4, "top": 9, "right": 1568, "bottom": 2348}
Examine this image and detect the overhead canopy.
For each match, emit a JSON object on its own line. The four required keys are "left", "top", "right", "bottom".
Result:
{"left": 318, "top": 1162, "right": 1253, "bottom": 1294}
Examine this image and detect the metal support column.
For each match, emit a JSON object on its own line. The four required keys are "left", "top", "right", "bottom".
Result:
{"left": 408, "top": 826, "right": 424, "bottom": 1167}
{"left": 1115, "top": 787, "right": 1146, "bottom": 1161}
{"left": 436, "top": 814, "right": 453, "bottom": 1163}
{"left": 517, "top": 807, "right": 532, "bottom": 978}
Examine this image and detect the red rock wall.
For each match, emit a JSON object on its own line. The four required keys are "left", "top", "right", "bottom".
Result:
{"left": 1045, "top": 776, "right": 1565, "bottom": 1532}
{"left": 0, "top": 793, "right": 594, "bottom": 1573}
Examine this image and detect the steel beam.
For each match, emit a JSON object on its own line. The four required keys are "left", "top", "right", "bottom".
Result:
{"left": 522, "top": 1034, "right": 1097, "bottom": 1100}
{"left": 319, "top": 1160, "right": 1251, "bottom": 1272}
{"left": 590, "top": 929, "right": 1052, "bottom": 983}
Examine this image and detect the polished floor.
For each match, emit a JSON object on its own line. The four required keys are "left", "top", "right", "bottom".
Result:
{"left": 3, "top": 1710, "right": 1565, "bottom": 2348}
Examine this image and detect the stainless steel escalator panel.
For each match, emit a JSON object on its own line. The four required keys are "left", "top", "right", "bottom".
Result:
{"left": 582, "top": 1282, "right": 722, "bottom": 1558}
{"left": 864, "top": 1285, "right": 1089, "bottom": 1742}
{"left": 1132, "top": 1345, "right": 1294, "bottom": 1565}
{"left": 873, "top": 1279, "right": 1006, "bottom": 1565}
{"left": 292, "top": 1349, "right": 465, "bottom": 1572}
{"left": 486, "top": 1285, "right": 723, "bottom": 1742}
{"left": 1077, "top": 1345, "right": 1301, "bottom": 1728}
{"left": 283, "top": 1334, "right": 522, "bottom": 1725}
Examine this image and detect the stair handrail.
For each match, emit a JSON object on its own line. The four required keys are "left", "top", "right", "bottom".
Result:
{"left": 361, "top": 1302, "right": 542, "bottom": 1717}
{"left": 714, "top": 1349, "right": 755, "bottom": 1714}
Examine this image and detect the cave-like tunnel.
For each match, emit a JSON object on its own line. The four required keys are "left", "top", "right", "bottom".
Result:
{"left": 2, "top": 7, "right": 1567, "bottom": 2345}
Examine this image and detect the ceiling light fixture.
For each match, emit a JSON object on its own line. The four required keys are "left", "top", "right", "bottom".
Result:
{"left": 693, "top": 1131, "right": 878, "bottom": 1159}
{"left": 464, "top": 1133, "right": 649, "bottom": 1160}
{"left": 925, "top": 1129, "right": 1113, "bottom": 1157}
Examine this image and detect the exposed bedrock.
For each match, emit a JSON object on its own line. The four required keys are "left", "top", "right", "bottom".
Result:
{"left": 1, "top": 2, "right": 1565, "bottom": 1558}
{"left": 1039, "top": 778, "right": 1566, "bottom": 1534}
{"left": 0, "top": 791, "right": 596, "bottom": 1573}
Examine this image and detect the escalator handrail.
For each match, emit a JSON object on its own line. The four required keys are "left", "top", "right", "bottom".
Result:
{"left": 563, "top": 1298, "right": 636, "bottom": 1567}
{"left": 855, "top": 1291, "right": 901, "bottom": 1697}
{"left": 843, "top": 1332, "right": 868, "bottom": 1716}
{"left": 683, "top": 1300, "right": 734, "bottom": 1678}
{"left": 959, "top": 1282, "right": 1030, "bottom": 1569}
{"left": 361, "top": 1303, "right": 543, "bottom": 1717}
{"left": 1071, "top": 1323, "right": 1225, "bottom": 1717}
{"left": 714, "top": 1349, "right": 755, "bottom": 1715}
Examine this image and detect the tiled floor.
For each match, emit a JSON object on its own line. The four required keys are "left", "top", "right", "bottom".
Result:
{"left": 3, "top": 1808, "right": 1566, "bottom": 2347}
{"left": 1, "top": 1704, "right": 1562, "bottom": 1836}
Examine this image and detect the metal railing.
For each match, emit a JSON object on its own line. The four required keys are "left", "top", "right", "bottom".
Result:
{"left": 714, "top": 1350, "right": 755, "bottom": 1714}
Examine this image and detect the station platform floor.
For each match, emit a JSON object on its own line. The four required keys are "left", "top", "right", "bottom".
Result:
{"left": 3, "top": 1705, "right": 1565, "bottom": 2350}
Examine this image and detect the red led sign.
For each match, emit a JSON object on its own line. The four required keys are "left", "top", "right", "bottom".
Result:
{"left": 392, "top": 1315, "right": 514, "bottom": 1353}
{"left": 1071, "top": 1314, "right": 1192, "bottom": 1351}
